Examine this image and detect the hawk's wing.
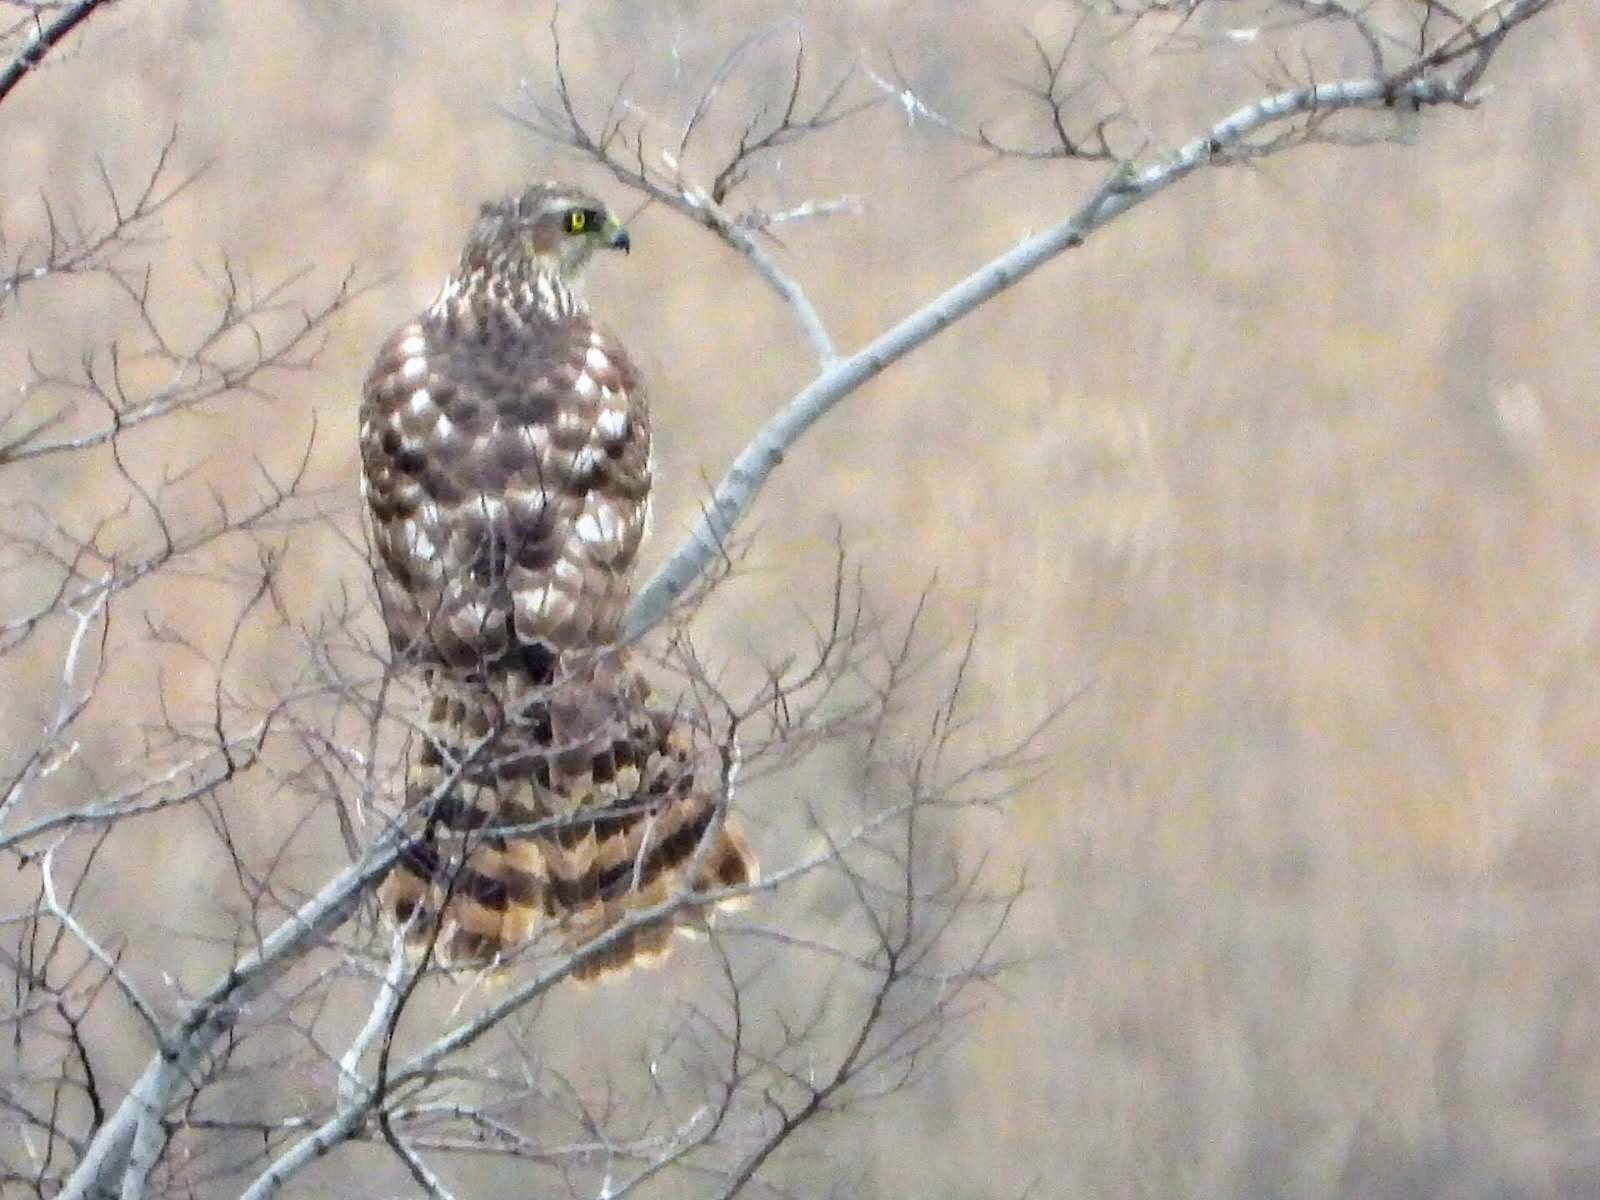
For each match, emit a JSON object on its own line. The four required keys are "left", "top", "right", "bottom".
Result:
{"left": 358, "top": 308, "right": 650, "bottom": 671}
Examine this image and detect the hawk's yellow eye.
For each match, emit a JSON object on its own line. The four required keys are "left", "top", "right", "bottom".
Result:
{"left": 566, "top": 210, "right": 588, "bottom": 234}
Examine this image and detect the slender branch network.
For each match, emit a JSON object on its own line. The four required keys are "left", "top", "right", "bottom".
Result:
{"left": 0, "top": 2, "right": 1561, "bottom": 1197}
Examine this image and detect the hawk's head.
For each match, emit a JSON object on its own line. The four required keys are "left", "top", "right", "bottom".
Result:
{"left": 461, "top": 182, "right": 630, "bottom": 283}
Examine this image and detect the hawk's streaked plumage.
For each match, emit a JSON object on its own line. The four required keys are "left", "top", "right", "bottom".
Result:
{"left": 359, "top": 183, "right": 754, "bottom": 977}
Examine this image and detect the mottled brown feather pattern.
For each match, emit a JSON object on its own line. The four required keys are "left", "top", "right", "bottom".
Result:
{"left": 360, "top": 309, "right": 648, "bottom": 662}
{"left": 362, "top": 184, "right": 755, "bottom": 977}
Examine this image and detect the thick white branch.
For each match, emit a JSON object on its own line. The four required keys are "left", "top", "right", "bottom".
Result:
{"left": 234, "top": 1100, "right": 370, "bottom": 1200}
{"left": 56, "top": 838, "right": 402, "bottom": 1200}
{"left": 336, "top": 936, "right": 411, "bottom": 1110}
{"left": 623, "top": 54, "right": 1522, "bottom": 639}
{"left": 235, "top": 788, "right": 921, "bottom": 1199}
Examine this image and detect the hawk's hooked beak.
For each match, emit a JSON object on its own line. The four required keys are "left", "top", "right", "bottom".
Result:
{"left": 603, "top": 218, "right": 631, "bottom": 254}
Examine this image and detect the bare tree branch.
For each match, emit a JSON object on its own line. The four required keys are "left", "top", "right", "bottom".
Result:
{"left": 0, "top": 129, "right": 199, "bottom": 316}
{"left": 53, "top": 837, "right": 404, "bottom": 1200}
{"left": 0, "top": 0, "right": 113, "bottom": 109}
{"left": 504, "top": 10, "right": 874, "bottom": 369}
{"left": 623, "top": 0, "right": 1553, "bottom": 637}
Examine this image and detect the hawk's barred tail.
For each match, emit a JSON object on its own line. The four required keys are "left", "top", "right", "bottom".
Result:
{"left": 378, "top": 798, "right": 758, "bottom": 977}
{"left": 376, "top": 672, "right": 758, "bottom": 977}
{"left": 562, "top": 819, "right": 757, "bottom": 982}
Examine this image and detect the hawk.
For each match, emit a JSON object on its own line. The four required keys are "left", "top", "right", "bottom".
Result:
{"left": 359, "top": 182, "right": 755, "bottom": 978}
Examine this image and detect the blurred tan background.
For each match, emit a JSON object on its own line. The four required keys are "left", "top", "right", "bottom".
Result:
{"left": 4, "top": 0, "right": 1599, "bottom": 1195}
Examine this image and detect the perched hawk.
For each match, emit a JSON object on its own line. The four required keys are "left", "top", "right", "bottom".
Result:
{"left": 359, "top": 183, "right": 755, "bottom": 978}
